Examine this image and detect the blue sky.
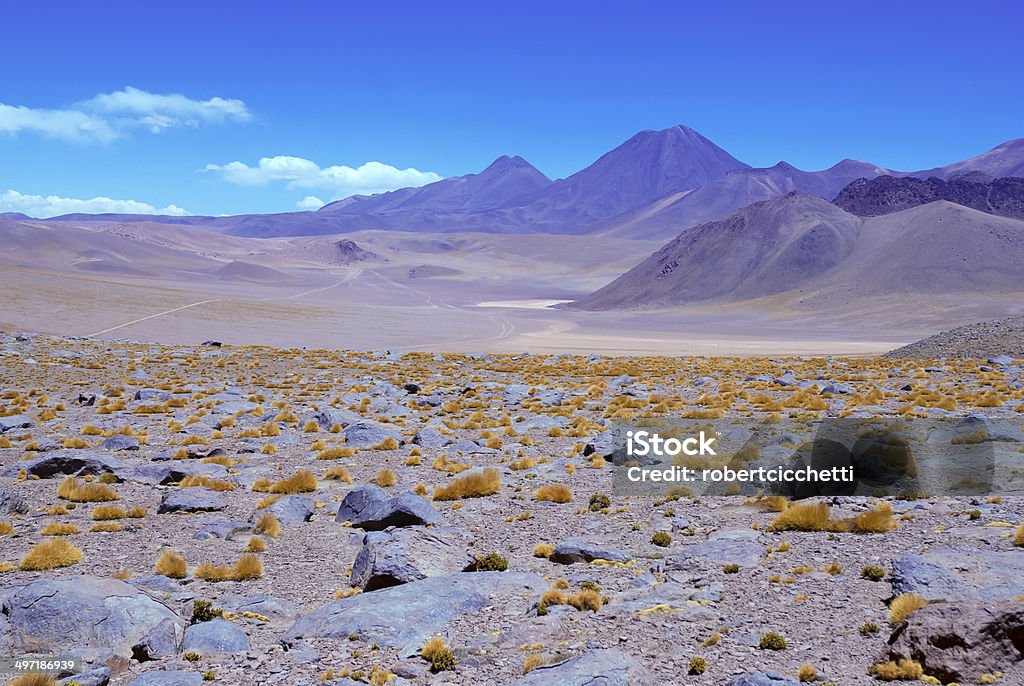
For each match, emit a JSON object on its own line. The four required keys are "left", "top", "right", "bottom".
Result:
{"left": 1, "top": 0, "right": 1021, "bottom": 217}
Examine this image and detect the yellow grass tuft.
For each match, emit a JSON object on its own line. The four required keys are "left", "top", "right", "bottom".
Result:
{"left": 180, "top": 475, "right": 236, "bottom": 491}
{"left": 567, "top": 589, "right": 602, "bottom": 612}
{"left": 7, "top": 674, "right": 59, "bottom": 686}
{"left": 40, "top": 522, "right": 80, "bottom": 536}
{"left": 767, "top": 501, "right": 831, "bottom": 532}
{"left": 57, "top": 476, "right": 119, "bottom": 502}
{"left": 91, "top": 505, "right": 127, "bottom": 520}
{"left": 1014, "top": 524, "right": 1024, "bottom": 547}
{"left": 889, "top": 593, "right": 929, "bottom": 626}
{"left": 155, "top": 549, "right": 187, "bottom": 578}
{"left": 846, "top": 506, "right": 898, "bottom": 533}
{"left": 868, "top": 659, "right": 924, "bottom": 680}
{"left": 316, "top": 446, "right": 355, "bottom": 460}
{"left": 433, "top": 467, "right": 501, "bottom": 501}
{"left": 62, "top": 437, "right": 91, "bottom": 449}
{"left": 323, "top": 466, "right": 352, "bottom": 482}
{"left": 246, "top": 536, "right": 268, "bottom": 553}
{"left": 533, "top": 543, "right": 554, "bottom": 558}
{"left": 0, "top": 520, "right": 13, "bottom": 535}
{"left": 259, "top": 470, "right": 318, "bottom": 494}
{"left": 535, "top": 484, "right": 573, "bottom": 503}
{"left": 195, "top": 554, "right": 263, "bottom": 582}
{"left": 797, "top": 664, "right": 818, "bottom": 682}
{"left": 373, "top": 468, "right": 397, "bottom": 487}
{"left": 256, "top": 513, "right": 281, "bottom": 538}
{"left": 19, "top": 538, "right": 83, "bottom": 570}
{"left": 421, "top": 636, "right": 457, "bottom": 672}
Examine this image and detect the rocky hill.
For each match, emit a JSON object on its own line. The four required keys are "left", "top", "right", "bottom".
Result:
{"left": 834, "top": 174, "right": 1024, "bottom": 219}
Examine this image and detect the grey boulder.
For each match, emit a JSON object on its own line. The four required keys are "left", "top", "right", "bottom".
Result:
{"left": 335, "top": 484, "right": 442, "bottom": 530}
{"left": 0, "top": 488, "right": 28, "bottom": 516}
{"left": 507, "top": 649, "right": 651, "bottom": 685}
{"left": 667, "top": 529, "right": 766, "bottom": 569}
{"left": 181, "top": 617, "right": 250, "bottom": 655}
{"left": 157, "top": 488, "right": 227, "bottom": 514}
{"left": 341, "top": 421, "right": 402, "bottom": 449}
{"left": 1, "top": 576, "right": 183, "bottom": 666}
{"left": 6, "top": 450, "right": 125, "bottom": 478}
{"left": 351, "top": 526, "right": 475, "bottom": 590}
{"left": 550, "top": 538, "right": 630, "bottom": 565}
{"left": 411, "top": 426, "right": 453, "bottom": 449}
{"left": 885, "top": 600, "right": 1024, "bottom": 683}
{"left": 193, "top": 519, "right": 256, "bottom": 541}
{"left": 0, "top": 413, "right": 33, "bottom": 433}
{"left": 262, "top": 494, "right": 315, "bottom": 526}
{"left": 125, "top": 671, "right": 203, "bottom": 686}
{"left": 100, "top": 434, "right": 140, "bottom": 451}
{"left": 891, "top": 548, "right": 1024, "bottom": 600}
{"left": 283, "top": 572, "right": 546, "bottom": 657}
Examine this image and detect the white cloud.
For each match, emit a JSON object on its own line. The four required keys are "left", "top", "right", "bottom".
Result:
{"left": 0, "top": 86, "right": 251, "bottom": 142}
{"left": 296, "top": 195, "right": 325, "bottom": 210}
{"left": 203, "top": 155, "right": 442, "bottom": 199}
{"left": 0, "top": 189, "right": 190, "bottom": 218}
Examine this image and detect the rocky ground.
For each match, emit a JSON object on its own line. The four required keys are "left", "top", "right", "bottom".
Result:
{"left": 885, "top": 316, "right": 1024, "bottom": 360}
{"left": 1, "top": 332, "right": 1023, "bottom": 686}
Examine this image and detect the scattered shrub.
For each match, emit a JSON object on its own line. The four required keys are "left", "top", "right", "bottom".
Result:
{"left": 155, "top": 549, "right": 187, "bottom": 578}
{"left": 859, "top": 622, "right": 880, "bottom": 635}
{"left": 758, "top": 631, "right": 787, "bottom": 651}
{"left": 57, "top": 476, "right": 119, "bottom": 502}
{"left": 589, "top": 493, "right": 611, "bottom": 511}
{"left": 768, "top": 502, "right": 830, "bottom": 532}
{"left": 567, "top": 588, "right": 602, "bottom": 612}
{"left": 862, "top": 565, "right": 885, "bottom": 581}
{"left": 421, "top": 636, "right": 456, "bottom": 672}
{"left": 533, "top": 543, "right": 554, "bottom": 558}
{"left": 889, "top": 593, "right": 928, "bottom": 626}
{"left": 19, "top": 538, "right": 83, "bottom": 570}
{"left": 534, "top": 484, "right": 572, "bottom": 503}
{"left": 651, "top": 531, "right": 672, "bottom": 547}
{"left": 868, "top": 659, "right": 924, "bottom": 680}
{"left": 265, "top": 470, "right": 317, "bottom": 494}
{"left": 433, "top": 467, "right": 501, "bottom": 501}
{"left": 91, "top": 505, "right": 127, "bottom": 520}
{"left": 90, "top": 522, "right": 124, "bottom": 532}
{"left": 191, "top": 598, "right": 223, "bottom": 623}
{"left": 688, "top": 657, "right": 707, "bottom": 675}
{"left": 323, "top": 466, "right": 352, "bottom": 482}
{"left": 797, "top": 664, "right": 818, "bottom": 682}
{"left": 256, "top": 513, "right": 281, "bottom": 538}
{"left": 180, "top": 475, "right": 236, "bottom": 491}
{"left": 723, "top": 563, "right": 740, "bottom": 574}
{"left": 246, "top": 536, "right": 268, "bottom": 552}
{"left": 0, "top": 520, "right": 12, "bottom": 535}
{"left": 471, "top": 552, "right": 509, "bottom": 571}
{"left": 373, "top": 468, "right": 397, "bottom": 487}
{"left": 40, "top": 522, "right": 80, "bottom": 536}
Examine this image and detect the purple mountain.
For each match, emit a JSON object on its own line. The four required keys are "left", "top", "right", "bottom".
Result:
{"left": 509, "top": 125, "right": 750, "bottom": 225}
{"left": 596, "top": 158, "right": 890, "bottom": 239}
{"left": 912, "top": 138, "right": 1024, "bottom": 180}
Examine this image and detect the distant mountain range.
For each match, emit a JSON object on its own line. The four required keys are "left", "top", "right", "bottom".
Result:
{"left": 39, "top": 126, "right": 1024, "bottom": 241}
{"left": 571, "top": 185, "right": 1024, "bottom": 310}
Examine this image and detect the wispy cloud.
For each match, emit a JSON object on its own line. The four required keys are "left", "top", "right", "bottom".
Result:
{"left": 0, "top": 188, "right": 190, "bottom": 218}
{"left": 203, "top": 155, "right": 442, "bottom": 199}
{"left": 0, "top": 86, "right": 251, "bottom": 142}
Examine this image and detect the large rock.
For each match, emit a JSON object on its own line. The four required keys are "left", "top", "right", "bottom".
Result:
{"left": 262, "top": 494, "right": 315, "bottom": 526}
{"left": 283, "top": 572, "right": 546, "bottom": 657}
{"left": 351, "top": 526, "right": 475, "bottom": 590}
{"left": 132, "top": 618, "right": 183, "bottom": 660}
{"left": 335, "top": 485, "right": 442, "bottom": 530}
{"left": 0, "top": 413, "right": 33, "bottom": 433}
{"left": 507, "top": 649, "right": 651, "bottom": 685}
{"left": 411, "top": 426, "right": 453, "bottom": 450}
{"left": 313, "top": 408, "right": 362, "bottom": 430}
{"left": 885, "top": 601, "right": 1024, "bottom": 683}
{"left": 6, "top": 450, "right": 125, "bottom": 478}
{"left": 157, "top": 488, "right": 227, "bottom": 514}
{"left": 181, "top": 618, "right": 250, "bottom": 655}
{"left": 0, "top": 576, "right": 184, "bottom": 669}
{"left": 125, "top": 671, "right": 203, "bottom": 686}
{"left": 666, "top": 529, "right": 766, "bottom": 569}
{"left": 549, "top": 539, "right": 630, "bottom": 565}
{"left": 100, "top": 434, "right": 140, "bottom": 451}
{"left": 891, "top": 548, "right": 1024, "bottom": 600}
{"left": 726, "top": 674, "right": 801, "bottom": 686}
{"left": 341, "top": 421, "right": 402, "bottom": 449}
